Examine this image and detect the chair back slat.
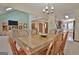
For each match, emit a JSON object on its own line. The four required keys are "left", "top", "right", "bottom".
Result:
{"left": 9, "top": 39, "right": 19, "bottom": 55}
{"left": 46, "top": 32, "right": 63, "bottom": 55}
{"left": 59, "top": 31, "right": 68, "bottom": 55}
{"left": 9, "top": 39, "right": 31, "bottom": 55}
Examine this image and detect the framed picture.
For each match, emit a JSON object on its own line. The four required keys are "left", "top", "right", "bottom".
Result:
{"left": 23, "top": 23, "right": 27, "bottom": 28}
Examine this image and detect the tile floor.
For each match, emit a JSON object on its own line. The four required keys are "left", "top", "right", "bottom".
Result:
{"left": 65, "top": 41, "right": 79, "bottom": 55}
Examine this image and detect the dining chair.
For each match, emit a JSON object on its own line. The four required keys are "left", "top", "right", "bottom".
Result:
{"left": 59, "top": 31, "right": 68, "bottom": 55}
{"left": 46, "top": 32, "right": 63, "bottom": 55}
{"left": 9, "top": 39, "right": 31, "bottom": 55}
{"left": 9, "top": 39, "right": 19, "bottom": 55}
{"left": 18, "top": 48, "right": 31, "bottom": 55}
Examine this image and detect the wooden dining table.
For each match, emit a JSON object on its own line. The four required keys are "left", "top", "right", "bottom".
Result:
{"left": 16, "top": 34, "right": 55, "bottom": 55}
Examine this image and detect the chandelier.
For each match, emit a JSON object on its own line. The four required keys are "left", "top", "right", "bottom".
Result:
{"left": 42, "top": 4, "right": 54, "bottom": 15}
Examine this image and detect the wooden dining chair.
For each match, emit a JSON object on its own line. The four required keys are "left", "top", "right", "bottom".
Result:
{"left": 59, "top": 31, "right": 68, "bottom": 55}
{"left": 9, "top": 39, "right": 31, "bottom": 55}
{"left": 18, "top": 48, "right": 31, "bottom": 55}
{"left": 46, "top": 33, "right": 63, "bottom": 55}
{"left": 9, "top": 39, "right": 19, "bottom": 55}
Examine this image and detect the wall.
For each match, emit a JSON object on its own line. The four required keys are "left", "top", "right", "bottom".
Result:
{"left": 48, "top": 14, "right": 56, "bottom": 33}
{"left": 62, "top": 8, "right": 79, "bottom": 41}
{"left": 0, "top": 10, "right": 30, "bottom": 30}
{"left": 74, "top": 9, "right": 79, "bottom": 41}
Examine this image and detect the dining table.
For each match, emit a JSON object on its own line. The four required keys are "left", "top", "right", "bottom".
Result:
{"left": 16, "top": 33, "right": 55, "bottom": 55}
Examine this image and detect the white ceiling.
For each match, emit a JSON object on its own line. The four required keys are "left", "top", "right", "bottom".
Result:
{"left": 0, "top": 5, "right": 15, "bottom": 15}
{"left": 0, "top": 5, "right": 9, "bottom": 15}
{"left": 0, "top": 3, "right": 79, "bottom": 18}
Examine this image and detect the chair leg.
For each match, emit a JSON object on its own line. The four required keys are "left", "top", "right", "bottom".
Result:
{"left": 60, "top": 51, "right": 64, "bottom": 55}
{"left": 59, "top": 49, "right": 64, "bottom": 55}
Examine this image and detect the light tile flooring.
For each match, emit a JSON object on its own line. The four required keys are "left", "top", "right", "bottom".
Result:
{"left": 65, "top": 41, "right": 79, "bottom": 55}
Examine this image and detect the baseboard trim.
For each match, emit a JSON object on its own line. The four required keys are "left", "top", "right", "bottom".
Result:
{"left": 74, "top": 40, "right": 79, "bottom": 42}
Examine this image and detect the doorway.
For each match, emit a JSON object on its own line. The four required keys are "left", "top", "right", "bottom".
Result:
{"left": 39, "top": 22, "right": 48, "bottom": 34}
{"left": 63, "top": 19, "right": 75, "bottom": 41}
{"left": 39, "top": 23, "right": 43, "bottom": 33}
{"left": 31, "top": 21, "right": 48, "bottom": 34}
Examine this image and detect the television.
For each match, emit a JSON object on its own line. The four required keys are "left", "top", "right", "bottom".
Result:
{"left": 8, "top": 20, "right": 18, "bottom": 25}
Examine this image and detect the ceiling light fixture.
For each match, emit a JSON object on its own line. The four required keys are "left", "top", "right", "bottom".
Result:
{"left": 65, "top": 15, "right": 69, "bottom": 19}
{"left": 6, "top": 8, "right": 12, "bottom": 11}
{"left": 42, "top": 4, "right": 54, "bottom": 15}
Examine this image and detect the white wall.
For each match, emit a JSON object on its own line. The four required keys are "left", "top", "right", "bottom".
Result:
{"left": 48, "top": 14, "right": 56, "bottom": 33}
{"left": 75, "top": 18, "right": 79, "bottom": 41}
{"left": 74, "top": 9, "right": 79, "bottom": 41}
{"left": 62, "top": 8, "right": 79, "bottom": 41}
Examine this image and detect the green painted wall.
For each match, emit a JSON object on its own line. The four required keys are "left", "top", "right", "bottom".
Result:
{"left": 0, "top": 10, "right": 30, "bottom": 30}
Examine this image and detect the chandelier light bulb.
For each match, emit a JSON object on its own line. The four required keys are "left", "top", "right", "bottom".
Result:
{"left": 65, "top": 15, "right": 69, "bottom": 19}
{"left": 51, "top": 6, "right": 54, "bottom": 10}
{"left": 46, "top": 11, "right": 49, "bottom": 14}
{"left": 43, "top": 9, "right": 45, "bottom": 13}
{"left": 45, "top": 6, "right": 48, "bottom": 10}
